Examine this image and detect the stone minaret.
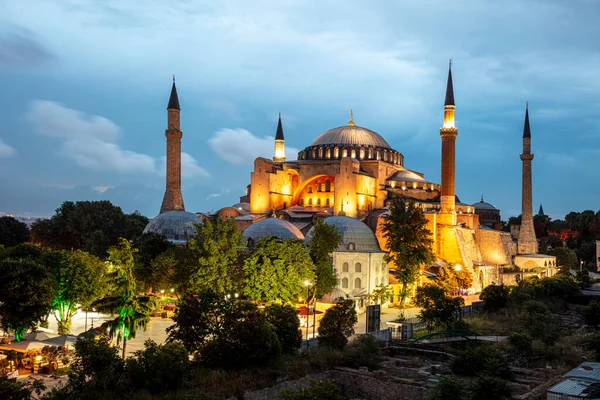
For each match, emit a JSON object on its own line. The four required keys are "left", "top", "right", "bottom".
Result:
{"left": 160, "top": 77, "right": 185, "bottom": 214}
{"left": 273, "top": 113, "right": 286, "bottom": 163}
{"left": 518, "top": 103, "right": 538, "bottom": 254}
{"left": 439, "top": 60, "right": 458, "bottom": 226}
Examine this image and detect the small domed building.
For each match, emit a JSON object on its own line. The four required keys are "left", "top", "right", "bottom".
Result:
{"left": 305, "top": 216, "right": 387, "bottom": 305}
{"left": 143, "top": 210, "right": 202, "bottom": 244}
{"left": 243, "top": 217, "right": 304, "bottom": 247}
{"left": 472, "top": 196, "right": 501, "bottom": 227}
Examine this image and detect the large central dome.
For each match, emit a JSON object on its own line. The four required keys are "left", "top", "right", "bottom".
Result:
{"left": 310, "top": 125, "right": 391, "bottom": 149}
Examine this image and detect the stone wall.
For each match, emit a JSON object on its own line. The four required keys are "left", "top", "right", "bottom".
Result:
{"left": 479, "top": 228, "right": 515, "bottom": 265}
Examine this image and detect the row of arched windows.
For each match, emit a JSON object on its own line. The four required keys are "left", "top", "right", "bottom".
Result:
{"left": 299, "top": 198, "right": 332, "bottom": 206}
{"left": 307, "top": 179, "right": 332, "bottom": 193}
{"left": 341, "top": 262, "right": 362, "bottom": 273}
{"left": 341, "top": 277, "right": 361, "bottom": 289}
{"left": 299, "top": 146, "right": 403, "bottom": 166}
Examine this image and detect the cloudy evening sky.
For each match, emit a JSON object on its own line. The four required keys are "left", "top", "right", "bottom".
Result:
{"left": 0, "top": 0, "right": 598, "bottom": 220}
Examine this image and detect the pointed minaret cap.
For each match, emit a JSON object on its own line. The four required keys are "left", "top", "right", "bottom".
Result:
{"left": 275, "top": 112, "right": 284, "bottom": 140}
{"left": 348, "top": 110, "right": 355, "bottom": 126}
{"left": 538, "top": 203, "right": 544, "bottom": 216}
{"left": 480, "top": 195, "right": 484, "bottom": 203}
{"left": 167, "top": 75, "right": 180, "bottom": 110}
{"left": 523, "top": 102, "right": 531, "bottom": 138}
{"left": 444, "top": 59, "right": 455, "bottom": 106}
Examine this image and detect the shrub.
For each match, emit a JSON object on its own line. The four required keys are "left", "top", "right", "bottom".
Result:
{"left": 427, "top": 375, "right": 468, "bottom": 400}
{"left": 341, "top": 334, "right": 383, "bottom": 370}
{"left": 584, "top": 300, "right": 600, "bottom": 330}
{"left": 450, "top": 345, "right": 511, "bottom": 379}
{"left": 278, "top": 379, "right": 343, "bottom": 400}
{"left": 124, "top": 340, "right": 189, "bottom": 393}
{"left": 507, "top": 331, "right": 532, "bottom": 354}
{"left": 414, "top": 285, "right": 463, "bottom": 330}
{"left": 479, "top": 284, "right": 509, "bottom": 312}
{"left": 469, "top": 375, "right": 512, "bottom": 400}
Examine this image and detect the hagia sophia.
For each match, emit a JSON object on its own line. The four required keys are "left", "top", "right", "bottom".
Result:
{"left": 144, "top": 63, "right": 556, "bottom": 306}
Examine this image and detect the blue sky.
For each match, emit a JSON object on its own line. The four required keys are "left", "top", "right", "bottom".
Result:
{"left": 0, "top": 0, "right": 598, "bottom": 220}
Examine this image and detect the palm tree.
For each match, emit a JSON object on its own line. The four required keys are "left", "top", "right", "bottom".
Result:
{"left": 93, "top": 238, "right": 156, "bottom": 358}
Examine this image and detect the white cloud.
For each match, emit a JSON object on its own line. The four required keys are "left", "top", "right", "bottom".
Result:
{"left": 208, "top": 128, "right": 299, "bottom": 165}
{"left": 28, "top": 100, "right": 208, "bottom": 176}
{"left": 206, "top": 188, "right": 231, "bottom": 200}
{"left": 157, "top": 152, "right": 209, "bottom": 178}
{"left": 0, "top": 138, "right": 16, "bottom": 157}
{"left": 93, "top": 186, "right": 112, "bottom": 193}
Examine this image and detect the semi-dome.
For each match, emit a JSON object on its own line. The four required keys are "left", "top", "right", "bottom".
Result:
{"left": 310, "top": 125, "right": 391, "bottom": 149}
{"left": 143, "top": 210, "right": 202, "bottom": 244}
{"left": 243, "top": 218, "right": 304, "bottom": 245}
{"left": 305, "top": 216, "right": 382, "bottom": 252}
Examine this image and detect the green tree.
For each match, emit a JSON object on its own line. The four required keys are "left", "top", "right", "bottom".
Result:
{"left": 133, "top": 232, "right": 174, "bottom": 293}
{"left": 0, "top": 379, "right": 46, "bottom": 400}
{"left": 124, "top": 340, "right": 189, "bottom": 394}
{"left": 168, "top": 289, "right": 281, "bottom": 368}
{"left": 307, "top": 218, "right": 341, "bottom": 298}
{"left": 182, "top": 218, "right": 244, "bottom": 294}
{"left": 507, "top": 331, "right": 532, "bottom": 355}
{"left": 381, "top": 198, "right": 434, "bottom": 307}
{"left": 427, "top": 375, "right": 468, "bottom": 400}
{"left": 0, "top": 216, "right": 30, "bottom": 247}
{"left": 46, "top": 250, "right": 108, "bottom": 334}
{"left": 0, "top": 260, "right": 55, "bottom": 341}
{"left": 278, "top": 379, "right": 343, "bottom": 400}
{"left": 435, "top": 265, "right": 473, "bottom": 296}
{"left": 468, "top": 375, "right": 512, "bottom": 400}
{"left": 123, "top": 211, "right": 150, "bottom": 242}
{"left": 93, "top": 239, "right": 156, "bottom": 358}
{"left": 0, "top": 243, "right": 43, "bottom": 262}
{"left": 30, "top": 200, "right": 146, "bottom": 257}
{"left": 243, "top": 237, "right": 315, "bottom": 303}
{"left": 414, "top": 285, "right": 464, "bottom": 330}
{"left": 479, "top": 284, "right": 509, "bottom": 312}
{"left": 265, "top": 303, "right": 302, "bottom": 354}
{"left": 577, "top": 269, "right": 593, "bottom": 288}
{"left": 317, "top": 299, "right": 357, "bottom": 350}
{"left": 57, "top": 336, "right": 124, "bottom": 398}
{"left": 370, "top": 284, "right": 393, "bottom": 304}
{"left": 519, "top": 300, "right": 552, "bottom": 337}
{"left": 550, "top": 246, "right": 578, "bottom": 273}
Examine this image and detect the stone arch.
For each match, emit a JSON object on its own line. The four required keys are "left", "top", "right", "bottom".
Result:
{"left": 342, "top": 277, "right": 349, "bottom": 289}
{"left": 354, "top": 278, "right": 362, "bottom": 289}
{"left": 355, "top": 262, "right": 362, "bottom": 273}
{"left": 342, "top": 262, "right": 349, "bottom": 273}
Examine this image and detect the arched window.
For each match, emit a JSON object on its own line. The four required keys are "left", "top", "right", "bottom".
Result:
{"left": 299, "top": 198, "right": 304, "bottom": 206}
{"left": 355, "top": 262, "right": 362, "bottom": 273}
{"left": 354, "top": 278, "right": 361, "bottom": 289}
{"left": 308, "top": 185, "right": 313, "bottom": 194}
{"left": 326, "top": 148, "right": 331, "bottom": 159}
{"left": 326, "top": 198, "right": 330, "bottom": 206}
{"left": 325, "top": 179, "right": 331, "bottom": 192}
{"left": 348, "top": 243, "right": 356, "bottom": 251}
{"left": 342, "top": 149, "right": 348, "bottom": 157}
{"left": 342, "top": 262, "right": 349, "bottom": 273}
{"left": 351, "top": 149, "right": 356, "bottom": 158}
{"left": 342, "top": 278, "right": 349, "bottom": 289}
{"left": 334, "top": 147, "right": 339, "bottom": 158}
{"left": 317, "top": 198, "right": 321, "bottom": 206}
{"left": 308, "top": 198, "right": 313, "bottom": 205}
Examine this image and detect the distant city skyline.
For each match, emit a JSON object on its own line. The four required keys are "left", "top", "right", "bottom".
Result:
{"left": 0, "top": 1, "right": 598, "bottom": 220}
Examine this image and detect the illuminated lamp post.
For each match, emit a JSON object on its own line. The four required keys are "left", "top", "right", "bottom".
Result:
{"left": 35, "top": 355, "right": 42, "bottom": 374}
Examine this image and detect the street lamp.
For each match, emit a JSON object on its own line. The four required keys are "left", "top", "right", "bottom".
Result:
{"left": 35, "top": 355, "right": 42, "bottom": 374}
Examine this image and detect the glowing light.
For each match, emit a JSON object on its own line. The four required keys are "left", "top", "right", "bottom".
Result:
{"left": 454, "top": 264, "right": 462, "bottom": 271}
{"left": 304, "top": 280, "right": 312, "bottom": 287}
{"left": 170, "top": 288, "right": 174, "bottom": 293}
{"left": 36, "top": 355, "right": 42, "bottom": 362}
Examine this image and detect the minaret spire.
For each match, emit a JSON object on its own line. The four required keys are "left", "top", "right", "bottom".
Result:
{"left": 439, "top": 60, "right": 459, "bottom": 225}
{"left": 273, "top": 112, "right": 286, "bottom": 163}
{"left": 348, "top": 110, "right": 355, "bottom": 126}
{"left": 160, "top": 78, "right": 185, "bottom": 213}
{"left": 518, "top": 102, "right": 537, "bottom": 254}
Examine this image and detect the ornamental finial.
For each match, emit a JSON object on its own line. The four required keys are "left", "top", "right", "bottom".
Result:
{"left": 348, "top": 110, "right": 355, "bottom": 126}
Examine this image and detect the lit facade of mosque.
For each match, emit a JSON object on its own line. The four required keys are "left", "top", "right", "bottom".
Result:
{"left": 144, "top": 63, "right": 556, "bottom": 304}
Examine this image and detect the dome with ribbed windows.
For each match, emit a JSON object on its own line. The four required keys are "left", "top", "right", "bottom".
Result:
{"left": 243, "top": 218, "right": 304, "bottom": 246}
{"left": 143, "top": 210, "right": 202, "bottom": 244}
